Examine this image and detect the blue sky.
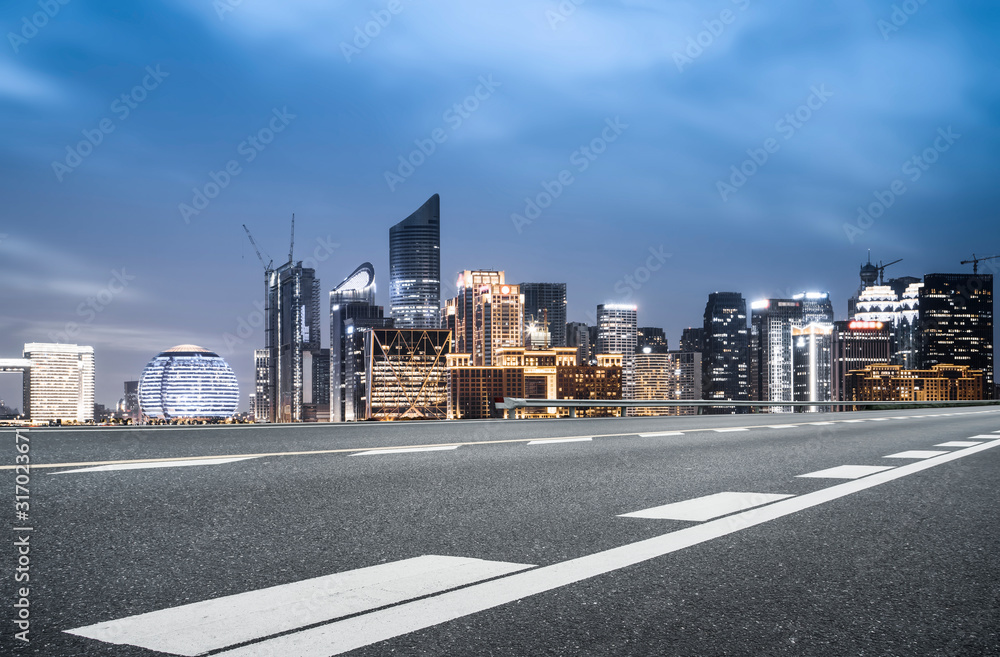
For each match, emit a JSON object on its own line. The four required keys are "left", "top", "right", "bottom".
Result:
{"left": 1, "top": 0, "right": 998, "bottom": 408}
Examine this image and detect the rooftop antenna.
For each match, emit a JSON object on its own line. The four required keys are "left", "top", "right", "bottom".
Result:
{"left": 289, "top": 213, "right": 295, "bottom": 264}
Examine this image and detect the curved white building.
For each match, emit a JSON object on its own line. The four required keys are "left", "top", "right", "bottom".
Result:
{"left": 139, "top": 345, "right": 239, "bottom": 419}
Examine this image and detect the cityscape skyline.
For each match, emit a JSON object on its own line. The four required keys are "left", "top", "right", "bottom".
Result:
{"left": 2, "top": 2, "right": 1000, "bottom": 408}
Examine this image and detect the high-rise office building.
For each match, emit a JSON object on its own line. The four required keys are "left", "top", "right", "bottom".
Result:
{"left": 637, "top": 327, "right": 669, "bottom": 354}
{"left": 475, "top": 282, "right": 524, "bottom": 366}
{"left": 329, "top": 263, "right": 389, "bottom": 422}
{"left": 448, "top": 270, "right": 510, "bottom": 363}
{"left": 633, "top": 350, "right": 702, "bottom": 416}
{"left": 597, "top": 304, "right": 638, "bottom": 402}
{"left": 264, "top": 261, "right": 321, "bottom": 423}
{"left": 521, "top": 283, "right": 567, "bottom": 348}
{"left": 831, "top": 320, "right": 892, "bottom": 403}
{"left": 678, "top": 328, "right": 703, "bottom": 353}
{"left": 252, "top": 349, "right": 270, "bottom": 422}
{"left": 389, "top": 194, "right": 441, "bottom": 329}
{"left": 919, "top": 273, "right": 993, "bottom": 396}
{"left": 702, "top": 292, "right": 750, "bottom": 412}
{"left": 794, "top": 292, "right": 834, "bottom": 324}
{"left": 852, "top": 276, "right": 923, "bottom": 369}
{"left": 566, "top": 321, "right": 591, "bottom": 367}
{"left": 117, "top": 380, "right": 140, "bottom": 422}
{"left": 792, "top": 323, "right": 833, "bottom": 411}
{"left": 139, "top": 345, "right": 239, "bottom": 420}
{"left": 17, "top": 343, "right": 95, "bottom": 423}
{"left": 750, "top": 298, "right": 803, "bottom": 412}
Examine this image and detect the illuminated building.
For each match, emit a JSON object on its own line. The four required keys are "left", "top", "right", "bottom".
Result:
{"left": 566, "top": 321, "right": 591, "bottom": 366}
{"left": 556, "top": 359, "right": 622, "bottom": 417}
{"left": 678, "top": 328, "right": 702, "bottom": 353}
{"left": 116, "top": 380, "right": 140, "bottom": 422}
{"left": 346, "top": 328, "right": 450, "bottom": 420}
{"left": 846, "top": 364, "right": 983, "bottom": 402}
{"left": 521, "top": 283, "right": 567, "bottom": 347}
{"left": 450, "top": 270, "right": 503, "bottom": 355}
{"left": 139, "top": 345, "right": 238, "bottom": 420}
{"left": 633, "top": 351, "right": 702, "bottom": 416}
{"left": 264, "top": 260, "right": 321, "bottom": 423}
{"left": 10, "top": 343, "right": 94, "bottom": 423}
{"left": 794, "top": 291, "right": 834, "bottom": 324}
{"left": 389, "top": 194, "right": 441, "bottom": 329}
{"left": 597, "top": 304, "right": 638, "bottom": 403}
{"left": 832, "top": 320, "right": 891, "bottom": 403}
{"left": 330, "top": 263, "right": 387, "bottom": 422}
{"left": 750, "top": 298, "right": 802, "bottom": 412}
{"left": 918, "top": 273, "right": 993, "bottom": 397}
{"left": 702, "top": 292, "right": 749, "bottom": 412}
{"left": 792, "top": 323, "right": 833, "bottom": 411}
{"left": 252, "top": 349, "right": 270, "bottom": 422}
{"left": 475, "top": 281, "right": 524, "bottom": 366}
{"left": 637, "top": 327, "right": 669, "bottom": 354}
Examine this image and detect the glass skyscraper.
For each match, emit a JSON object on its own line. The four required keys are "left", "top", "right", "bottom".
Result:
{"left": 389, "top": 194, "right": 441, "bottom": 329}
{"left": 919, "top": 272, "right": 993, "bottom": 396}
{"left": 702, "top": 292, "right": 749, "bottom": 412}
{"left": 521, "top": 283, "right": 567, "bottom": 347}
{"left": 597, "top": 304, "right": 638, "bottom": 403}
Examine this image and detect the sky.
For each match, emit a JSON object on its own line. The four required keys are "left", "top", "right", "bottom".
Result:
{"left": 1, "top": 0, "right": 999, "bottom": 410}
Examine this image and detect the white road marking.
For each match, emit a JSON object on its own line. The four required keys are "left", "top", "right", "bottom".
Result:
{"left": 351, "top": 446, "right": 459, "bottom": 456}
{"left": 212, "top": 438, "right": 1000, "bottom": 657}
{"left": 797, "top": 465, "right": 895, "bottom": 479}
{"left": 891, "top": 416, "right": 912, "bottom": 420}
{"left": 969, "top": 435, "right": 999, "bottom": 439}
{"left": 869, "top": 418, "right": 889, "bottom": 421}
{"left": 935, "top": 441, "right": 984, "bottom": 448}
{"left": 64, "top": 555, "right": 534, "bottom": 656}
{"left": 638, "top": 431, "right": 685, "bottom": 437}
{"left": 51, "top": 457, "right": 257, "bottom": 474}
{"left": 883, "top": 450, "right": 949, "bottom": 459}
{"left": 841, "top": 420, "right": 865, "bottom": 423}
{"left": 527, "top": 437, "right": 592, "bottom": 445}
{"left": 619, "top": 492, "right": 793, "bottom": 522}
{"left": 713, "top": 428, "right": 748, "bottom": 433}
{"left": 809, "top": 422, "right": 835, "bottom": 426}
{"left": 767, "top": 425, "right": 797, "bottom": 429}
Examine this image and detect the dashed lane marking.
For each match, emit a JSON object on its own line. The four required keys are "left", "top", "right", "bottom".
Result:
{"left": 527, "top": 437, "right": 593, "bottom": 445}
{"left": 713, "top": 428, "right": 749, "bottom": 433}
{"left": 351, "top": 446, "right": 459, "bottom": 456}
{"left": 638, "top": 431, "right": 685, "bottom": 437}
{"left": 51, "top": 457, "right": 258, "bottom": 474}
{"left": 883, "top": 450, "right": 949, "bottom": 459}
{"left": 935, "top": 441, "right": 984, "bottom": 448}
{"left": 619, "top": 492, "right": 793, "bottom": 522}
{"left": 797, "top": 465, "right": 895, "bottom": 479}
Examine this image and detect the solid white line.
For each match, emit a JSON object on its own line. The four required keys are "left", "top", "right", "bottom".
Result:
{"left": 713, "top": 428, "right": 748, "bottom": 433}
{"left": 351, "top": 446, "right": 459, "bottom": 456}
{"left": 935, "top": 441, "right": 983, "bottom": 448}
{"left": 65, "top": 555, "right": 533, "bottom": 656}
{"left": 809, "top": 422, "right": 835, "bottom": 426}
{"left": 51, "top": 457, "right": 257, "bottom": 474}
{"left": 841, "top": 420, "right": 865, "bottom": 423}
{"left": 969, "top": 435, "right": 999, "bottom": 439}
{"left": 883, "top": 450, "right": 949, "bottom": 459}
{"left": 527, "top": 437, "right": 593, "bottom": 445}
{"left": 619, "top": 492, "right": 793, "bottom": 522}
{"left": 797, "top": 465, "right": 895, "bottom": 479}
{"left": 638, "top": 431, "right": 685, "bottom": 437}
{"left": 214, "top": 438, "right": 1000, "bottom": 657}
{"left": 870, "top": 418, "right": 889, "bottom": 421}
{"left": 767, "top": 425, "right": 797, "bottom": 429}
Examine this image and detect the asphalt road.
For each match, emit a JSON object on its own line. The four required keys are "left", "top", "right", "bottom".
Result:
{"left": 2, "top": 407, "right": 999, "bottom": 656}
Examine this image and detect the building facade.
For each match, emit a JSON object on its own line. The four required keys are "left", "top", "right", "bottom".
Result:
{"left": 846, "top": 364, "right": 983, "bottom": 402}
{"left": 138, "top": 345, "right": 239, "bottom": 420}
{"left": 597, "top": 304, "right": 638, "bottom": 403}
{"left": 637, "top": 327, "right": 670, "bottom": 354}
{"left": 633, "top": 350, "right": 702, "bottom": 416}
{"left": 702, "top": 292, "right": 750, "bottom": 412}
{"left": 19, "top": 343, "right": 95, "bottom": 423}
{"left": 521, "top": 283, "right": 567, "bottom": 348}
{"left": 678, "top": 327, "right": 703, "bottom": 353}
{"left": 792, "top": 323, "right": 833, "bottom": 411}
{"left": 389, "top": 194, "right": 441, "bottom": 329}
{"left": 750, "top": 298, "right": 803, "bottom": 412}
{"left": 831, "top": 320, "right": 891, "bottom": 403}
{"left": 566, "top": 321, "right": 592, "bottom": 367}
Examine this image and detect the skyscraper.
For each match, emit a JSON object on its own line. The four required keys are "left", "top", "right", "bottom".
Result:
{"left": 678, "top": 327, "right": 703, "bottom": 353}
{"left": 21, "top": 343, "right": 95, "bottom": 423}
{"left": 451, "top": 270, "right": 504, "bottom": 357}
{"left": 792, "top": 323, "right": 833, "bottom": 411}
{"left": 389, "top": 194, "right": 441, "bottom": 329}
{"left": 794, "top": 292, "right": 834, "bottom": 323}
{"left": 566, "top": 321, "right": 591, "bottom": 366}
{"left": 702, "top": 292, "right": 749, "bottom": 411}
{"left": 637, "top": 327, "right": 670, "bottom": 354}
{"left": 265, "top": 261, "right": 321, "bottom": 423}
{"left": 474, "top": 282, "right": 524, "bottom": 366}
{"left": 750, "top": 298, "right": 803, "bottom": 412}
{"left": 919, "top": 272, "right": 993, "bottom": 396}
{"left": 521, "top": 283, "right": 567, "bottom": 348}
{"left": 633, "top": 350, "right": 702, "bottom": 416}
{"left": 832, "top": 320, "right": 891, "bottom": 403}
{"left": 597, "top": 304, "right": 638, "bottom": 402}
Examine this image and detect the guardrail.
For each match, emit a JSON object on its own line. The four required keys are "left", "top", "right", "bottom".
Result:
{"left": 496, "top": 398, "right": 1000, "bottom": 419}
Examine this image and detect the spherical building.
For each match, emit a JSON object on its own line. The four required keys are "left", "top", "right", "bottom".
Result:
{"left": 138, "top": 345, "right": 239, "bottom": 420}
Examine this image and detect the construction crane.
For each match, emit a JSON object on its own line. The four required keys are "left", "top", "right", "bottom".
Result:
{"left": 876, "top": 258, "right": 902, "bottom": 285}
{"left": 960, "top": 254, "right": 1000, "bottom": 275}
{"left": 242, "top": 224, "right": 273, "bottom": 272}
{"left": 288, "top": 213, "right": 295, "bottom": 264}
